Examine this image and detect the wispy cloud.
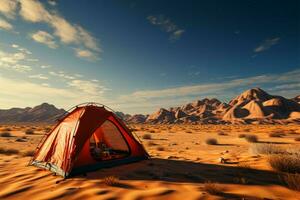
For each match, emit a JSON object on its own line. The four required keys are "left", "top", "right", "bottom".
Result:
{"left": 0, "top": 0, "right": 101, "bottom": 61}
{"left": 0, "top": 43, "right": 109, "bottom": 109}
{"left": 170, "top": 29, "right": 185, "bottom": 41}
{"left": 0, "top": 75, "right": 109, "bottom": 109}
{"left": 49, "top": 71, "right": 75, "bottom": 80}
{"left": 117, "top": 69, "right": 300, "bottom": 113}
{"left": 11, "top": 44, "right": 32, "bottom": 55}
{"left": 147, "top": 15, "right": 185, "bottom": 41}
{"left": 0, "top": 64, "right": 32, "bottom": 73}
{"left": 40, "top": 65, "right": 51, "bottom": 69}
{"left": 254, "top": 37, "right": 280, "bottom": 53}
{"left": 0, "top": 50, "right": 26, "bottom": 64}
{"left": 68, "top": 79, "right": 109, "bottom": 96}
{"left": 0, "top": 17, "right": 13, "bottom": 30}
{"left": 19, "top": 0, "right": 100, "bottom": 51}
{"left": 31, "top": 30, "right": 58, "bottom": 49}
{"left": 29, "top": 74, "right": 49, "bottom": 80}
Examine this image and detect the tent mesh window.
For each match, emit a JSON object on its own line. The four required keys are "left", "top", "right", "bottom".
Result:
{"left": 89, "top": 120, "right": 129, "bottom": 161}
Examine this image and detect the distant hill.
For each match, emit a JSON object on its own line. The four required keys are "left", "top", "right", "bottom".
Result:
{"left": 0, "top": 103, "right": 66, "bottom": 123}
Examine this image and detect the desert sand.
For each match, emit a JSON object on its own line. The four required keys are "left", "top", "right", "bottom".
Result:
{"left": 0, "top": 124, "right": 300, "bottom": 200}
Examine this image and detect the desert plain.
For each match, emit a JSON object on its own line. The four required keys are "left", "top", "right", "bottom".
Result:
{"left": 0, "top": 124, "right": 299, "bottom": 200}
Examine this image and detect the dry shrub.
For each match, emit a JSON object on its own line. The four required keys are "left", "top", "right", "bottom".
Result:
{"left": 244, "top": 134, "right": 258, "bottom": 143}
{"left": 286, "top": 147, "right": 300, "bottom": 155}
{"left": 238, "top": 133, "right": 246, "bottom": 138}
{"left": 205, "top": 138, "right": 218, "bottom": 145}
{"left": 25, "top": 129, "right": 35, "bottom": 135}
{"left": 281, "top": 173, "right": 300, "bottom": 191}
{"left": 269, "top": 132, "right": 285, "bottom": 138}
{"left": 2, "top": 127, "right": 11, "bottom": 131}
{"left": 22, "top": 150, "right": 35, "bottom": 157}
{"left": 149, "top": 130, "right": 155, "bottom": 133}
{"left": 268, "top": 154, "right": 300, "bottom": 173}
{"left": 294, "top": 137, "right": 300, "bottom": 141}
{"left": 218, "top": 131, "right": 228, "bottom": 136}
{"left": 203, "top": 181, "right": 223, "bottom": 195}
{"left": 44, "top": 127, "right": 52, "bottom": 133}
{"left": 142, "top": 134, "right": 152, "bottom": 140}
{"left": 147, "top": 141, "right": 157, "bottom": 146}
{"left": 250, "top": 143, "right": 284, "bottom": 155}
{"left": 156, "top": 146, "right": 165, "bottom": 151}
{"left": 0, "top": 147, "right": 19, "bottom": 155}
{"left": 0, "top": 132, "right": 12, "bottom": 137}
{"left": 103, "top": 176, "right": 120, "bottom": 186}
{"left": 130, "top": 128, "right": 138, "bottom": 132}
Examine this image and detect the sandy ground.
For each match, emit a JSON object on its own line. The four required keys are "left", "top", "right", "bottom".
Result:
{"left": 0, "top": 124, "right": 299, "bottom": 200}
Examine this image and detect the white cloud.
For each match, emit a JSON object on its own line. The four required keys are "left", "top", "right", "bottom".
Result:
{"left": 19, "top": 0, "right": 51, "bottom": 22}
{"left": 0, "top": 0, "right": 17, "bottom": 19}
{"left": 147, "top": 15, "right": 185, "bottom": 41}
{"left": 74, "top": 48, "right": 98, "bottom": 61}
{"left": 0, "top": 17, "right": 13, "bottom": 30}
{"left": 31, "top": 30, "right": 58, "bottom": 49}
{"left": 11, "top": 44, "right": 19, "bottom": 48}
{"left": 18, "top": 0, "right": 101, "bottom": 59}
{"left": 50, "top": 15, "right": 78, "bottom": 44}
{"left": 254, "top": 37, "right": 280, "bottom": 53}
{"left": 29, "top": 74, "right": 49, "bottom": 80}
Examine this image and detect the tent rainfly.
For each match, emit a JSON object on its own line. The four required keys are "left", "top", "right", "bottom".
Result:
{"left": 29, "top": 103, "right": 149, "bottom": 178}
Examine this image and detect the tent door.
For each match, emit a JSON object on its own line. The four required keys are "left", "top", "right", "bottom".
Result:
{"left": 89, "top": 120, "right": 130, "bottom": 161}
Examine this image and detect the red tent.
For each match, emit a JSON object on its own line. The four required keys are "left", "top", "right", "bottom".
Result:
{"left": 30, "top": 103, "right": 149, "bottom": 177}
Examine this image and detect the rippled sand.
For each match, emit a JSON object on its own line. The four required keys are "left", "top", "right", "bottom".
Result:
{"left": 0, "top": 124, "right": 299, "bottom": 200}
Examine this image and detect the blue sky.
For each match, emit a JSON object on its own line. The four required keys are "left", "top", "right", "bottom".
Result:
{"left": 0, "top": 0, "right": 299, "bottom": 114}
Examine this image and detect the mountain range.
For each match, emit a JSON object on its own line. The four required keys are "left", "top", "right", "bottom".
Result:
{"left": 0, "top": 88, "right": 299, "bottom": 124}
{"left": 125, "top": 88, "right": 300, "bottom": 124}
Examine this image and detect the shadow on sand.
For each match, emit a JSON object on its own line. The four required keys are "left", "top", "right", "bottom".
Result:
{"left": 78, "top": 158, "right": 281, "bottom": 187}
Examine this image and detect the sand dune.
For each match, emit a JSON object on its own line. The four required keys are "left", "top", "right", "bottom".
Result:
{"left": 0, "top": 124, "right": 300, "bottom": 199}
